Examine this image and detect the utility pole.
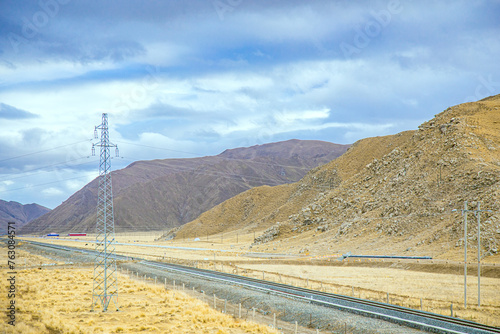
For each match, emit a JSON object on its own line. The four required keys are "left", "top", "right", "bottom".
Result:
{"left": 91, "top": 113, "right": 119, "bottom": 312}
{"left": 474, "top": 202, "right": 492, "bottom": 307}
{"left": 454, "top": 202, "right": 471, "bottom": 308}
{"left": 464, "top": 201, "right": 468, "bottom": 308}
{"left": 476, "top": 202, "right": 480, "bottom": 307}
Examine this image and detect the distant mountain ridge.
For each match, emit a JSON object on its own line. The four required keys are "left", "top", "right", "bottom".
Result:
{"left": 20, "top": 139, "right": 349, "bottom": 235}
{"left": 0, "top": 200, "right": 50, "bottom": 233}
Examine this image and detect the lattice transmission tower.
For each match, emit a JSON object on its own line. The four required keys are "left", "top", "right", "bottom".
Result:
{"left": 91, "top": 113, "right": 120, "bottom": 312}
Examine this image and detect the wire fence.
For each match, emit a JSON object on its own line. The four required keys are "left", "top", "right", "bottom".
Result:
{"left": 120, "top": 267, "right": 357, "bottom": 334}
{"left": 198, "top": 261, "right": 483, "bottom": 323}
{"left": 115, "top": 254, "right": 499, "bottom": 327}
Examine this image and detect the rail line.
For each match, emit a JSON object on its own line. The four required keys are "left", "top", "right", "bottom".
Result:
{"left": 21, "top": 239, "right": 500, "bottom": 334}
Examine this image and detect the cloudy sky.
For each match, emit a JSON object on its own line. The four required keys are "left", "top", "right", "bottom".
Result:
{"left": 0, "top": 0, "right": 499, "bottom": 209}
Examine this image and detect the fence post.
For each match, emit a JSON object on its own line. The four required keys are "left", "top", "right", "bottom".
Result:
{"left": 214, "top": 294, "right": 216, "bottom": 309}
{"left": 386, "top": 292, "right": 389, "bottom": 304}
{"left": 182, "top": 283, "right": 185, "bottom": 291}
{"left": 239, "top": 303, "right": 241, "bottom": 318}
{"left": 273, "top": 313, "right": 276, "bottom": 328}
{"left": 224, "top": 299, "right": 227, "bottom": 314}
{"left": 420, "top": 298, "right": 423, "bottom": 311}
{"left": 295, "top": 321, "right": 298, "bottom": 334}
{"left": 173, "top": 280, "right": 176, "bottom": 289}
{"left": 252, "top": 307, "right": 255, "bottom": 320}
{"left": 451, "top": 303, "right": 453, "bottom": 317}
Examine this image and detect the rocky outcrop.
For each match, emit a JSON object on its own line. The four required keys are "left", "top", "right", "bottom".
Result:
{"left": 178, "top": 94, "right": 500, "bottom": 258}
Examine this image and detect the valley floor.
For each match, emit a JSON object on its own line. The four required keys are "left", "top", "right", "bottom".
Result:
{"left": 20, "top": 232, "right": 500, "bottom": 328}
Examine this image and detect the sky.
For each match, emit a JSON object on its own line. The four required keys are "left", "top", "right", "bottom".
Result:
{"left": 0, "top": 0, "right": 499, "bottom": 209}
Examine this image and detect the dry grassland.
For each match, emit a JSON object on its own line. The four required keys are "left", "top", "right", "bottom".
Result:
{"left": 1, "top": 266, "right": 277, "bottom": 333}
{"left": 20, "top": 233, "right": 500, "bottom": 327}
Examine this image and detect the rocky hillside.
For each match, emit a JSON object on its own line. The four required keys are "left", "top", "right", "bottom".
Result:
{"left": 20, "top": 140, "right": 349, "bottom": 235}
{"left": 177, "top": 95, "right": 500, "bottom": 260}
{"left": 0, "top": 200, "right": 50, "bottom": 233}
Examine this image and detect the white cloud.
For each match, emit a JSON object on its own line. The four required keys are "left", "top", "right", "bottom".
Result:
{"left": 65, "top": 179, "right": 87, "bottom": 192}
{"left": 42, "top": 187, "right": 64, "bottom": 196}
{"left": 135, "top": 42, "right": 193, "bottom": 66}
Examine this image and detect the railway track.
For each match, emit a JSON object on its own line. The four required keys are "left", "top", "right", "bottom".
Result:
{"left": 21, "top": 239, "right": 500, "bottom": 334}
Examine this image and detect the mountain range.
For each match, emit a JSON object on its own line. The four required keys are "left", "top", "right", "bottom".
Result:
{"left": 20, "top": 139, "right": 349, "bottom": 234}
{"left": 0, "top": 200, "right": 50, "bottom": 234}
{"left": 177, "top": 95, "right": 500, "bottom": 259}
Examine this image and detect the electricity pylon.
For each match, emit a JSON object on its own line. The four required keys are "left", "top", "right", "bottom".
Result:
{"left": 91, "top": 113, "right": 119, "bottom": 312}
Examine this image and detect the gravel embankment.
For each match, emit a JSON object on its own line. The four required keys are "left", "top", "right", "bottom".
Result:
{"left": 123, "top": 262, "right": 426, "bottom": 334}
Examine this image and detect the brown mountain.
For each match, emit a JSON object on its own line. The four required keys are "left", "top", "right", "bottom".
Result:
{"left": 177, "top": 95, "right": 500, "bottom": 260}
{"left": 0, "top": 200, "right": 50, "bottom": 233}
{"left": 20, "top": 139, "right": 349, "bottom": 235}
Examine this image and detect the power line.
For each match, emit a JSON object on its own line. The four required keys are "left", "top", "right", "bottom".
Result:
{"left": 115, "top": 140, "right": 317, "bottom": 171}
{"left": 0, "top": 139, "right": 91, "bottom": 164}
{"left": 118, "top": 155, "right": 300, "bottom": 186}
{"left": 0, "top": 139, "right": 335, "bottom": 196}
{"left": 0, "top": 156, "right": 94, "bottom": 182}
{"left": 0, "top": 174, "right": 95, "bottom": 193}
{"left": 114, "top": 140, "right": 200, "bottom": 157}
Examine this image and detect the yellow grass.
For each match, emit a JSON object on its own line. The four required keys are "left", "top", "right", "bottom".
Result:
{"left": 1, "top": 266, "right": 278, "bottom": 334}
{"left": 19, "top": 235, "right": 500, "bottom": 327}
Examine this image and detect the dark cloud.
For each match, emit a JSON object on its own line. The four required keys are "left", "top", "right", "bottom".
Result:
{"left": 0, "top": 103, "right": 38, "bottom": 119}
{"left": 0, "top": 0, "right": 499, "bottom": 209}
{"left": 117, "top": 102, "right": 233, "bottom": 140}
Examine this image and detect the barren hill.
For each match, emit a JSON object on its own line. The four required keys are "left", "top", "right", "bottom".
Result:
{"left": 177, "top": 95, "right": 500, "bottom": 260}
{"left": 0, "top": 200, "right": 50, "bottom": 233}
{"left": 20, "top": 140, "right": 349, "bottom": 235}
